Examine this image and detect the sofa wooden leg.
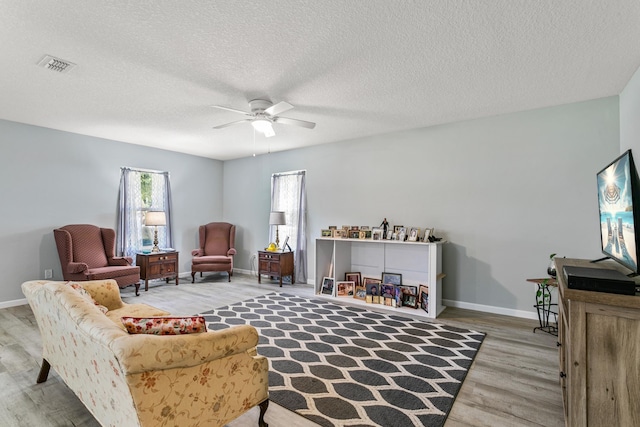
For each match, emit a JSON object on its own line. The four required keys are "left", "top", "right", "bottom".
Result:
{"left": 37, "top": 358, "right": 51, "bottom": 383}
{"left": 228, "top": 272, "right": 231, "bottom": 282}
{"left": 258, "top": 399, "right": 269, "bottom": 427}
{"left": 191, "top": 272, "right": 195, "bottom": 283}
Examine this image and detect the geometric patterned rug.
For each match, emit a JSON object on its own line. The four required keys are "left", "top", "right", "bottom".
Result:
{"left": 200, "top": 293, "right": 485, "bottom": 427}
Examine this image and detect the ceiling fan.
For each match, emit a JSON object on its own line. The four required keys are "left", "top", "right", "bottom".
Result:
{"left": 212, "top": 99, "right": 316, "bottom": 138}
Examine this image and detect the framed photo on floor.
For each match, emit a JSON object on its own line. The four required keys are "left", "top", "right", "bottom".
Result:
{"left": 396, "top": 285, "right": 417, "bottom": 307}
{"left": 402, "top": 292, "right": 418, "bottom": 308}
{"left": 345, "top": 272, "right": 361, "bottom": 287}
{"left": 321, "top": 277, "right": 334, "bottom": 295}
{"left": 420, "top": 290, "right": 429, "bottom": 313}
{"left": 418, "top": 284, "right": 429, "bottom": 304}
{"left": 353, "top": 284, "right": 366, "bottom": 300}
{"left": 364, "top": 279, "right": 381, "bottom": 304}
{"left": 381, "top": 284, "right": 395, "bottom": 299}
{"left": 337, "top": 281, "right": 355, "bottom": 297}
{"left": 382, "top": 272, "right": 402, "bottom": 286}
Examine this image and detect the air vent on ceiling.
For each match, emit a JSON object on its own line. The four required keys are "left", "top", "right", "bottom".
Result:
{"left": 37, "top": 55, "right": 76, "bottom": 73}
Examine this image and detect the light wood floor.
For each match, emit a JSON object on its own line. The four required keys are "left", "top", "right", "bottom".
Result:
{"left": 0, "top": 273, "right": 564, "bottom": 426}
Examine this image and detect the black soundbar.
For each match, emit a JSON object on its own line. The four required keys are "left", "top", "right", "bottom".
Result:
{"left": 562, "top": 266, "right": 636, "bottom": 295}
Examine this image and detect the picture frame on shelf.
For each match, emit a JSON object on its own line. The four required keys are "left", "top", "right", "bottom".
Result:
{"left": 393, "top": 286, "right": 400, "bottom": 307}
{"left": 363, "top": 277, "right": 382, "bottom": 287}
{"left": 372, "top": 228, "right": 383, "bottom": 240}
{"left": 328, "top": 226, "right": 337, "bottom": 230}
{"left": 365, "top": 282, "right": 380, "bottom": 304}
{"left": 423, "top": 228, "right": 433, "bottom": 242}
{"left": 360, "top": 226, "right": 370, "bottom": 231}
{"left": 381, "top": 284, "right": 395, "bottom": 299}
{"left": 332, "top": 229, "right": 346, "bottom": 239}
{"left": 349, "top": 230, "right": 360, "bottom": 239}
{"left": 337, "top": 281, "right": 355, "bottom": 297}
{"left": 418, "top": 284, "right": 429, "bottom": 305}
{"left": 382, "top": 272, "right": 402, "bottom": 286}
{"left": 354, "top": 284, "right": 367, "bottom": 300}
{"left": 358, "top": 230, "right": 366, "bottom": 239}
{"left": 364, "top": 229, "right": 372, "bottom": 239}
{"left": 408, "top": 227, "right": 420, "bottom": 242}
{"left": 321, "top": 277, "right": 334, "bottom": 295}
{"left": 420, "top": 290, "right": 429, "bottom": 313}
{"left": 402, "top": 292, "right": 418, "bottom": 308}
{"left": 397, "top": 285, "right": 418, "bottom": 300}
{"left": 386, "top": 229, "right": 393, "bottom": 240}
{"left": 321, "top": 229, "right": 332, "bottom": 237}
{"left": 345, "top": 272, "right": 362, "bottom": 287}
{"left": 393, "top": 225, "right": 404, "bottom": 233}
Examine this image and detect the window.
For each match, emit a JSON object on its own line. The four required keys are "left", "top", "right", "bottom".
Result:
{"left": 271, "top": 170, "right": 307, "bottom": 282}
{"left": 117, "top": 168, "right": 173, "bottom": 260}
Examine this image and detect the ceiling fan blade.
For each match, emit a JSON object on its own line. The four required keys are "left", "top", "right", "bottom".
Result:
{"left": 274, "top": 116, "right": 316, "bottom": 129}
{"left": 265, "top": 101, "right": 294, "bottom": 117}
{"left": 211, "top": 105, "right": 251, "bottom": 115}
{"left": 213, "top": 119, "right": 253, "bottom": 129}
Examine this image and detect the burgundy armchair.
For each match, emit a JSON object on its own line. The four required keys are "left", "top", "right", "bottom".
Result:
{"left": 54, "top": 224, "right": 141, "bottom": 295}
{"left": 191, "top": 222, "right": 236, "bottom": 282}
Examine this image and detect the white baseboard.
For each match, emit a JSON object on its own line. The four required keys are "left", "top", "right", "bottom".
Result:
{"left": 442, "top": 298, "right": 538, "bottom": 320}
{"left": 0, "top": 298, "right": 27, "bottom": 309}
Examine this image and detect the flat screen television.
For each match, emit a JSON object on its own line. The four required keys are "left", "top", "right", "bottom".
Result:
{"left": 597, "top": 149, "right": 640, "bottom": 274}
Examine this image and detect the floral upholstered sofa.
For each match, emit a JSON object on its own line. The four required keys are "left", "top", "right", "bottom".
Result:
{"left": 22, "top": 279, "right": 269, "bottom": 427}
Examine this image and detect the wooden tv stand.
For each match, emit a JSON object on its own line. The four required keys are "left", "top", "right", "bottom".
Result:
{"left": 556, "top": 257, "right": 640, "bottom": 426}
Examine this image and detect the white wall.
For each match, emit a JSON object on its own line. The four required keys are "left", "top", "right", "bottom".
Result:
{"left": 620, "top": 65, "right": 640, "bottom": 153}
{"left": 0, "top": 119, "right": 223, "bottom": 305}
{"left": 223, "top": 97, "right": 620, "bottom": 316}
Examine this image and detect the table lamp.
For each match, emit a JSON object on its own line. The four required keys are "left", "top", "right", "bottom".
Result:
{"left": 144, "top": 211, "right": 166, "bottom": 253}
{"left": 269, "top": 211, "right": 286, "bottom": 249}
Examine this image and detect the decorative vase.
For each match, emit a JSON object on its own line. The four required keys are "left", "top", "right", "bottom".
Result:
{"left": 547, "top": 255, "right": 557, "bottom": 277}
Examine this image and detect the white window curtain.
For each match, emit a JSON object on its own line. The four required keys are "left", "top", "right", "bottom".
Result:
{"left": 270, "top": 170, "right": 307, "bottom": 283}
{"left": 116, "top": 167, "right": 173, "bottom": 260}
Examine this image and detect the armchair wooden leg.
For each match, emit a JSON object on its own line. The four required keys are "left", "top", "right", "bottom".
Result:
{"left": 258, "top": 399, "right": 269, "bottom": 427}
{"left": 228, "top": 271, "right": 231, "bottom": 282}
{"left": 37, "top": 358, "right": 51, "bottom": 383}
{"left": 134, "top": 282, "right": 140, "bottom": 296}
{"left": 191, "top": 272, "right": 195, "bottom": 283}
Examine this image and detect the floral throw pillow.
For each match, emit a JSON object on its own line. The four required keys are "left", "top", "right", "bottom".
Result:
{"left": 67, "top": 282, "right": 108, "bottom": 314}
{"left": 121, "top": 316, "right": 208, "bottom": 335}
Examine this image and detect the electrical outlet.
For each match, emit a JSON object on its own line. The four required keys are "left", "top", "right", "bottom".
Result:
{"left": 44, "top": 269, "right": 53, "bottom": 279}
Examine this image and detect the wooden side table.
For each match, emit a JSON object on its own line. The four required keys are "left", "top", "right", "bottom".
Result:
{"left": 136, "top": 251, "right": 179, "bottom": 292}
{"left": 258, "top": 251, "right": 294, "bottom": 287}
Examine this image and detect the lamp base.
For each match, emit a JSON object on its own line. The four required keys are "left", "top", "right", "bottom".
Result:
{"left": 152, "top": 228, "right": 160, "bottom": 252}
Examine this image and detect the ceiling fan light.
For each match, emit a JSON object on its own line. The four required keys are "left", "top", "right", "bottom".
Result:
{"left": 252, "top": 119, "right": 275, "bottom": 137}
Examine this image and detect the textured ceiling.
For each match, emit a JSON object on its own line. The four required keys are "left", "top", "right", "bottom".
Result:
{"left": 1, "top": 1, "right": 639, "bottom": 160}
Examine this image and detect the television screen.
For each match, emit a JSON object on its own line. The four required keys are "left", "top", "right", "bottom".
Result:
{"left": 597, "top": 150, "right": 640, "bottom": 273}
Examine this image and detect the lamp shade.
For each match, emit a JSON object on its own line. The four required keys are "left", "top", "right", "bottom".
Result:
{"left": 269, "top": 211, "right": 286, "bottom": 226}
{"left": 144, "top": 211, "right": 166, "bottom": 226}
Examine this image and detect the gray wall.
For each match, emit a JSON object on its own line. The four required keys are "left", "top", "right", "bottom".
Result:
{"left": 0, "top": 119, "right": 223, "bottom": 305}
{"left": 621, "top": 65, "right": 640, "bottom": 153}
{"left": 223, "top": 97, "right": 619, "bottom": 317}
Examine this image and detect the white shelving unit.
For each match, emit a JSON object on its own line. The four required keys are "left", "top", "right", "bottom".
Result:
{"left": 315, "top": 237, "right": 446, "bottom": 318}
